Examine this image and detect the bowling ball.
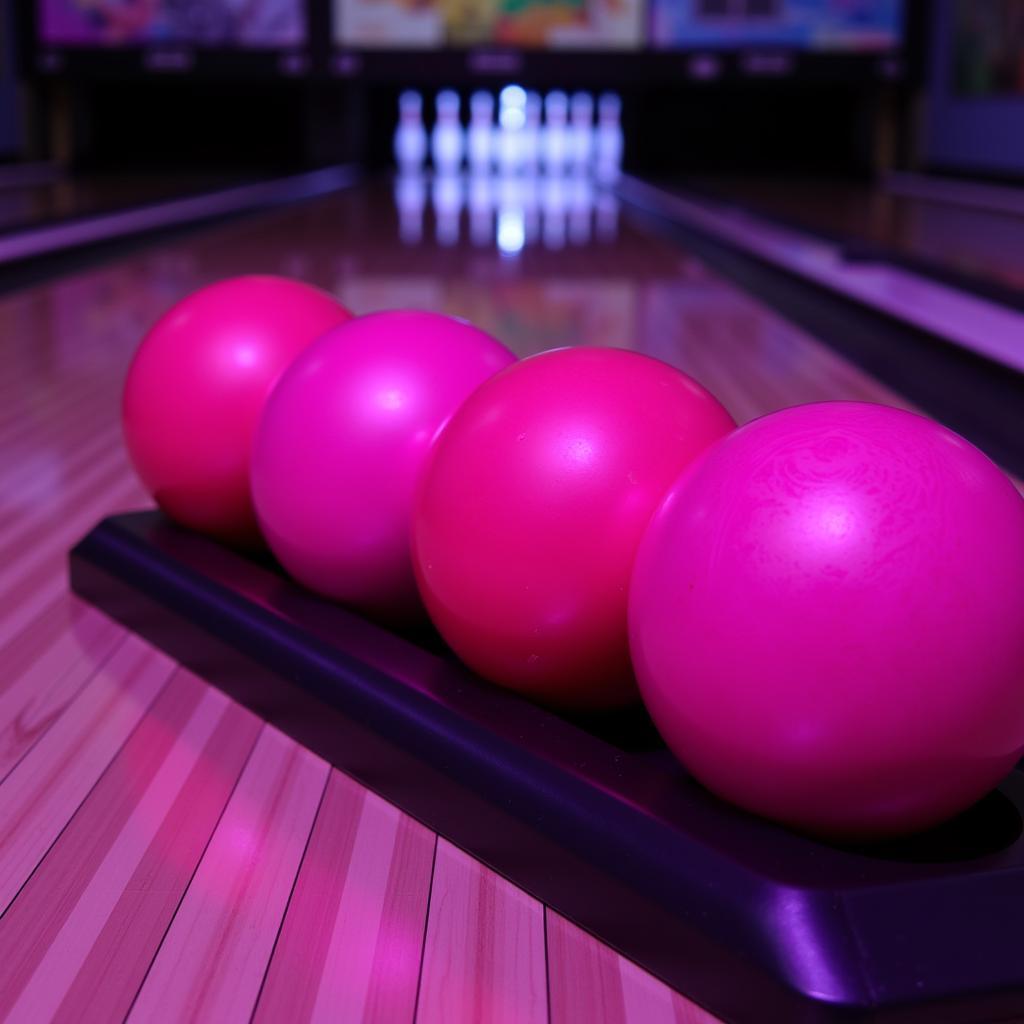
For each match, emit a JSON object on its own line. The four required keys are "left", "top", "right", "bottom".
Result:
{"left": 251, "top": 310, "right": 515, "bottom": 622}
{"left": 123, "top": 275, "right": 351, "bottom": 546}
{"left": 412, "top": 347, "right": 735, "bottom": 711}
{"left": 629, "top": 401, "right": 1024, "bottom": 840}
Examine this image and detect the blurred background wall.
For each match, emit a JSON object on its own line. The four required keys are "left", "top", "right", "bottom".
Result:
{"left": 0, "top": 0, "right": 1022, "bottom": 186}
{"left": 0, "top": 0, "right": 20, "bottom": 155}
{"left": 925, "top": 0, "right": 1024, "bottom": 177}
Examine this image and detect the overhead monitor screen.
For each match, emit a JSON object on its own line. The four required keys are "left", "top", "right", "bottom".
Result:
{"left": 649, "top": 0, "right": 903, "bottom": 52}
{"left": 952, "top": 0, "right": 1024, "bottom": 96}
{"left": 925, "top": 0, "right": 1024, "bottom": 177}
{"left": 38, "top": 0, "right": 307, "bottom": 47}
{"left": 334, "top": 0, "right": 644, "bottom": 49}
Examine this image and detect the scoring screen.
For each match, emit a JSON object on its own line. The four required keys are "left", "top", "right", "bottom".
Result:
{"left": 334, "top": 0, "right": 645, "bottom": 50}
{"left": 649, "top": 0, "right": 903, "bottom": 52}
{"left": 38, "top": 0, "right": 307, "bottom": 47}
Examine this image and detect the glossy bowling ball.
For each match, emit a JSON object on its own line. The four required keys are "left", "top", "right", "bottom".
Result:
{"left": 629, "top": 401, "right": 1024, "bottom": 840}
{"left": 412, "top": 346, "right": 736, "bottom": 711}
{"left": 123, "top": 275, "right": 352, "bottom": 546}
{"left": 251, "top": 309, "right": 515, "bottom": 622}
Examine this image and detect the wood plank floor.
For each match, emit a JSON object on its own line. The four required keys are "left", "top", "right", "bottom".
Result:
{"left": 0, "top": 174, "right": 239, "bottom": 238}
{"left": 681, "top": 176, "right": 1024, "bottom": 295}
{"left": 0, "top": 179, "right": 983, "bottom": 1023}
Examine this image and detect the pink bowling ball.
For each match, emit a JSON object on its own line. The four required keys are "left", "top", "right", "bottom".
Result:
{"left": 412, "top": 347, "right": 736, "bottom": 711}
{"left": 629, "top": 401, "right": 1024, "bottom": 840}
{"left": 251, "top": 310, "right": 515, "bottom": 621}
{"left": 123, "top": 275, "right": 352, "bottom": 546}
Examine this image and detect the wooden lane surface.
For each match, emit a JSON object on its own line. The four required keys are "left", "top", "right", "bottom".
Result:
{"left": 0, "top": 179, "right": 1000, "bottom": 1022}
{"left": 417, "top": 841, "right": 547, "bottom": 1024}
{"left": 254, "top": 772, "right": 435, "bottom": 1024}
{"left": 0, "top": 174, "right": 240, "bottom": 238}
{"left": 679, "top": 176, "right": 1024, "bottom": 295}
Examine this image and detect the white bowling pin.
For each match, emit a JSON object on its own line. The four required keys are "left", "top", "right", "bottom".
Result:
{"left": 467, "top": 91, "right": 495, "bottom": 172}
{"left": 569, "top": 92, "right": 594, "bottom": 173}
{"left": 394, "top": 90, "right": 427, "bottom": 171}
{"left": 522, "top": 91, "right": 542, "bottom": 172}
{"left": 497, "top": 84, "right": 527, "bottom": 175}
{"left": 595, "top": 92, "right": 624, "bottom": 184}
{"left": 541, "top": 91, "right": 569, "bottom": 175}
{"left": 431, "top": 89, "right": 465, "bottom": 174}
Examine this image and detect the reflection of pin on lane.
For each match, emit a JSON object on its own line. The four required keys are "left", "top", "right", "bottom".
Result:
{"left": 394, "top": 170, "right": 427, "bottom": 245}
{"left": 432, "top": 171, "right": 464, "bottom": 247}
{"left": 521, "top": 171, "right": 541, "bottom": 244}
{"left": 467, "top": 171, "right": 494, "bottom": 247}
{"left": 595, "top": 189, "right": 620, "bottom": 242}
{"left": 496, "top": 173, "right": 526, "bottom": 255}
{"left": 568, "top": 172, "right": 593, "bottom": 246}
{"left": 497, "top": 207, "right": 526, "bottom": 255}
{"left": 541, "top": 172, "right": 568, "bottom": 251}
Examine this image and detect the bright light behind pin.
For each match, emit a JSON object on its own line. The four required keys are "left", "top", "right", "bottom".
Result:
{"left": 499, "top": 85, "right": 527, "bottom": 130}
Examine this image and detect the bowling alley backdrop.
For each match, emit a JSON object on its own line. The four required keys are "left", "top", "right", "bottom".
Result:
{"left": 13, "top": 0, "right": 917, "bottom": 173}
{"left": 3, "top": 0, "right": 1024, "bottom": 1022}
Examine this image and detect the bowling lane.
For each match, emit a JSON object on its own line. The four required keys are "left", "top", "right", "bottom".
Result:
{"left": 21, "top": 172, "right": 914, "bottom": 418}
{"left": 0, "top": 172, "right": 244, "bottom": 237}
{"left": 0, "top": 174, "right": 956, "bottom": 1024}
{"left": 677, "top": 175, "right": 1024, "bottom": 298}
{"left": 0, "top": 174, "right": 944, "bottom": 598}
{"left": 3, "top": 176, "right": 922, "bottom": 423}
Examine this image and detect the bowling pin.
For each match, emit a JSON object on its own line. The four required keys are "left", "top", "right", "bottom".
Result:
{"left": 522, "top": 91, "right": 542, "bottom": 173}
{"left": 541, "top": 91, "right": 569, "bottom": 175}
{"left": 394, "top": 90, "right": 427, "bottom": 171}
{"left": 497, "top": 84, "right": 527, "bottom": 175}
{"left": 569, "top": 92, "right": 594, "bottom": 173}
{"left": 431, "top": 89, "right": 465, "bottom": 174}
{"left": 394, "top": 169, "right": 427, "bottom": 244}
{"left": 467, "top": 91, "right": 495, "bottom": 173}
{"left": 595, "top": 92, "right": 624, "bottom": 184}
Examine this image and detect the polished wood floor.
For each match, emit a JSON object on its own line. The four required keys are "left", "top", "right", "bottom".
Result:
{"left": 0, "top": 177, "right": 959, "bottom": 1023}
{"left": 684, "top": 176, "right": 1024, "bottom": 295}
{"left": 0, "top": 173, "right": 239, "bottom": 236}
